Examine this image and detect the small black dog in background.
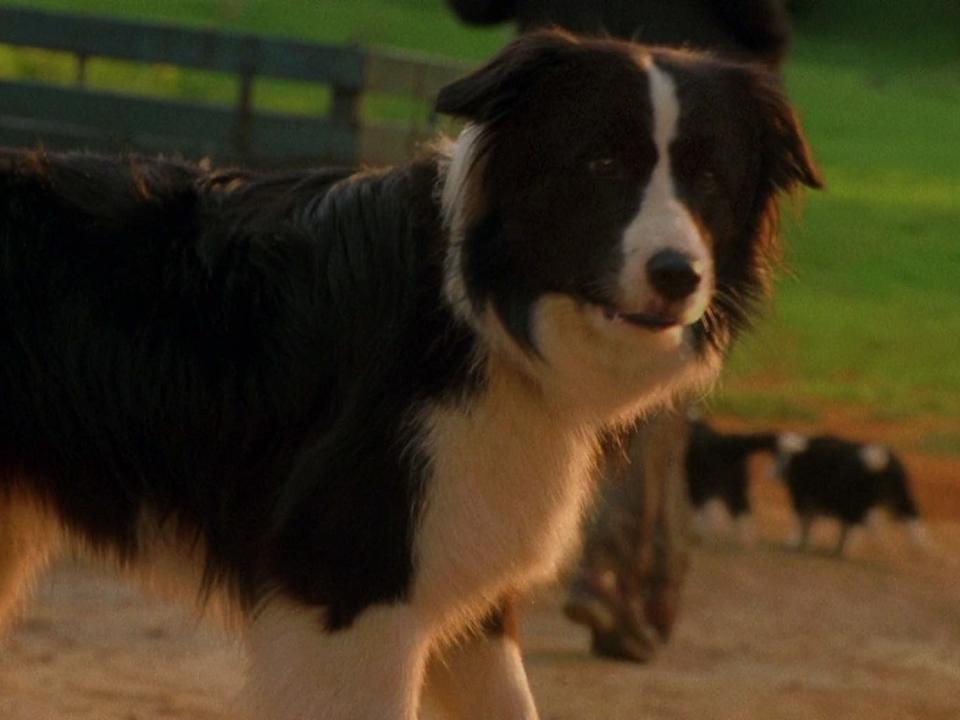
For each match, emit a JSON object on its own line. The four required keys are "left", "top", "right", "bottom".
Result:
{"left": 685, "top": 420, "right": 778, "bottom": 543}
{"left": 773, "top": 433, "right": 926, "bottom": 555}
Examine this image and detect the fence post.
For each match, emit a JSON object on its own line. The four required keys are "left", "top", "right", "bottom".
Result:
{"left": 233, "top": 71, "right": 254, "bottom": 161}
{"left": 329, "top": 46, "right": 363, "bottom": 163}
{"left": 75, "top": 52, "right": 87, "bottom": 86}
{"left": 330, "top": 85, "right": 360, "bottom": 127}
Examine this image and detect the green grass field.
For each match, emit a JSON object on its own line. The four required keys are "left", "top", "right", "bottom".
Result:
{"left": 724, "top": 3, "right": 960, "bottom": 424}
{"left": 1, "top": 0, "right": 958, "bottom": 438}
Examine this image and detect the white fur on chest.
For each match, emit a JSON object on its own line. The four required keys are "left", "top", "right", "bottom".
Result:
{"left": 411, "top": 360, "right": 599, "bottom": 637}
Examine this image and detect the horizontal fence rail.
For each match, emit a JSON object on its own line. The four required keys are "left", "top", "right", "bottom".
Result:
{"left": 0, "top": 6, "right": 468, "bottom": 167}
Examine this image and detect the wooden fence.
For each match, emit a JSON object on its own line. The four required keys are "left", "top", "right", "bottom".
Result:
{"left": 0, "top": 7, "right": 468, "bottom": 167}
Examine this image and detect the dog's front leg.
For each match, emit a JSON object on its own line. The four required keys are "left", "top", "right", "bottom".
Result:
{"left": 422, "top": 599, "right": 540, "bottom": 720}
{"left": 244, "top": 599, "right": 428, "bottom": 720}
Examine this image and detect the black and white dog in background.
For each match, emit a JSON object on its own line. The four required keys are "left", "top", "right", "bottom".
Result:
{"left": 773, "top": 433, "right": 925, "bottom": 556}
{"left": 0, "top": 31, "right": 819, "bottom": 719}
{"left": 686, "top": 419, "right": 778, "bottom": 543}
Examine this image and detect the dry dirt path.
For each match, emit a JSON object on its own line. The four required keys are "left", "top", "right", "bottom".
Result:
{"left": 2, "top": 515, "right": 958, "bottom": 720}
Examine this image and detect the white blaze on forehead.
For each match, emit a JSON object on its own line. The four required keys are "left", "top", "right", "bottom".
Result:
{"left": 630, "top": 58, "right": 682, "bottom": 232}
{"left": 618, "top": 57, "right": 711, "bottom": 311}
{"left": 645, "top": 58, "right": 680, "bottom": 164}
{"left": 859, "top": 443, "right": 891, "bottom": 473}
{"left": 441, "top": 124, "right": 483, "bottom": 225}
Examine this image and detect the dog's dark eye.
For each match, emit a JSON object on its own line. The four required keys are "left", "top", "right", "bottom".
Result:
{"left": 586, "top": 157, "right": 628, "bottom": 179}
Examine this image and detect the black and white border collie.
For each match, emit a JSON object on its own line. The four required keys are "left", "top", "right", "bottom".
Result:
{"left": 773, "top": 433, "right": 925, "bottom": 556}
{"left": 0, "top": 31, "right": 819, "bottom": 719}
{"left": 686, "top": 419, "right": 778, "bottom": 542}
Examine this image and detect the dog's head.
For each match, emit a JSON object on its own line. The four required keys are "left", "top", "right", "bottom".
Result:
{"left": 436, "top": 31, "right": 820, "bottom": 419}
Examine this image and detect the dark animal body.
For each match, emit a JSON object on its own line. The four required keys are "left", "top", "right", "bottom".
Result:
{"left": 685, "top": 420, "right": 778, "bottom": 519}
{"left": 0, "top": 152, "right": 473, "bottom": 626}
{"left": 0, "top": 31, "right": 818, "bottom": 719}
{"left": 775, "top": 434, "right": 921, "bottom": 554}
{"left": 448, "top": 0, "right": 792, "bottom": 66}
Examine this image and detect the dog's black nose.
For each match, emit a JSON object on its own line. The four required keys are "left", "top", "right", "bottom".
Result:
{"left": 646, "top": 249, "right": 701, "bottom": 301}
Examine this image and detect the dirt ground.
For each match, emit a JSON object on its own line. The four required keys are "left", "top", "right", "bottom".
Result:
{"left": 2, "top": 439, "right": 959, "bottom": 719}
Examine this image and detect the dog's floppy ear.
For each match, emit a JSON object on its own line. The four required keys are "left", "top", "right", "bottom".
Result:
{"left": 435, "top": 29, "right": 577, "bottom": 123}
{"left": 746, "top": 68, "right": 823, "bottom": 192}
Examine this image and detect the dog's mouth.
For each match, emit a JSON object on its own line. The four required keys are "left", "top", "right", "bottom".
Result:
{"left": 600, "top": 305, "right": 684, "bottom": 331}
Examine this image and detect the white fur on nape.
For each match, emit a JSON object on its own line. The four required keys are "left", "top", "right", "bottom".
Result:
{"left": 439, "top": 124, "right": 485, "bottom": 324}
{"left": 244, "top": 600, "right": 427, "bottom": 720}
{"left": 859, "top": 443, "right": 890, "bottom": 473}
